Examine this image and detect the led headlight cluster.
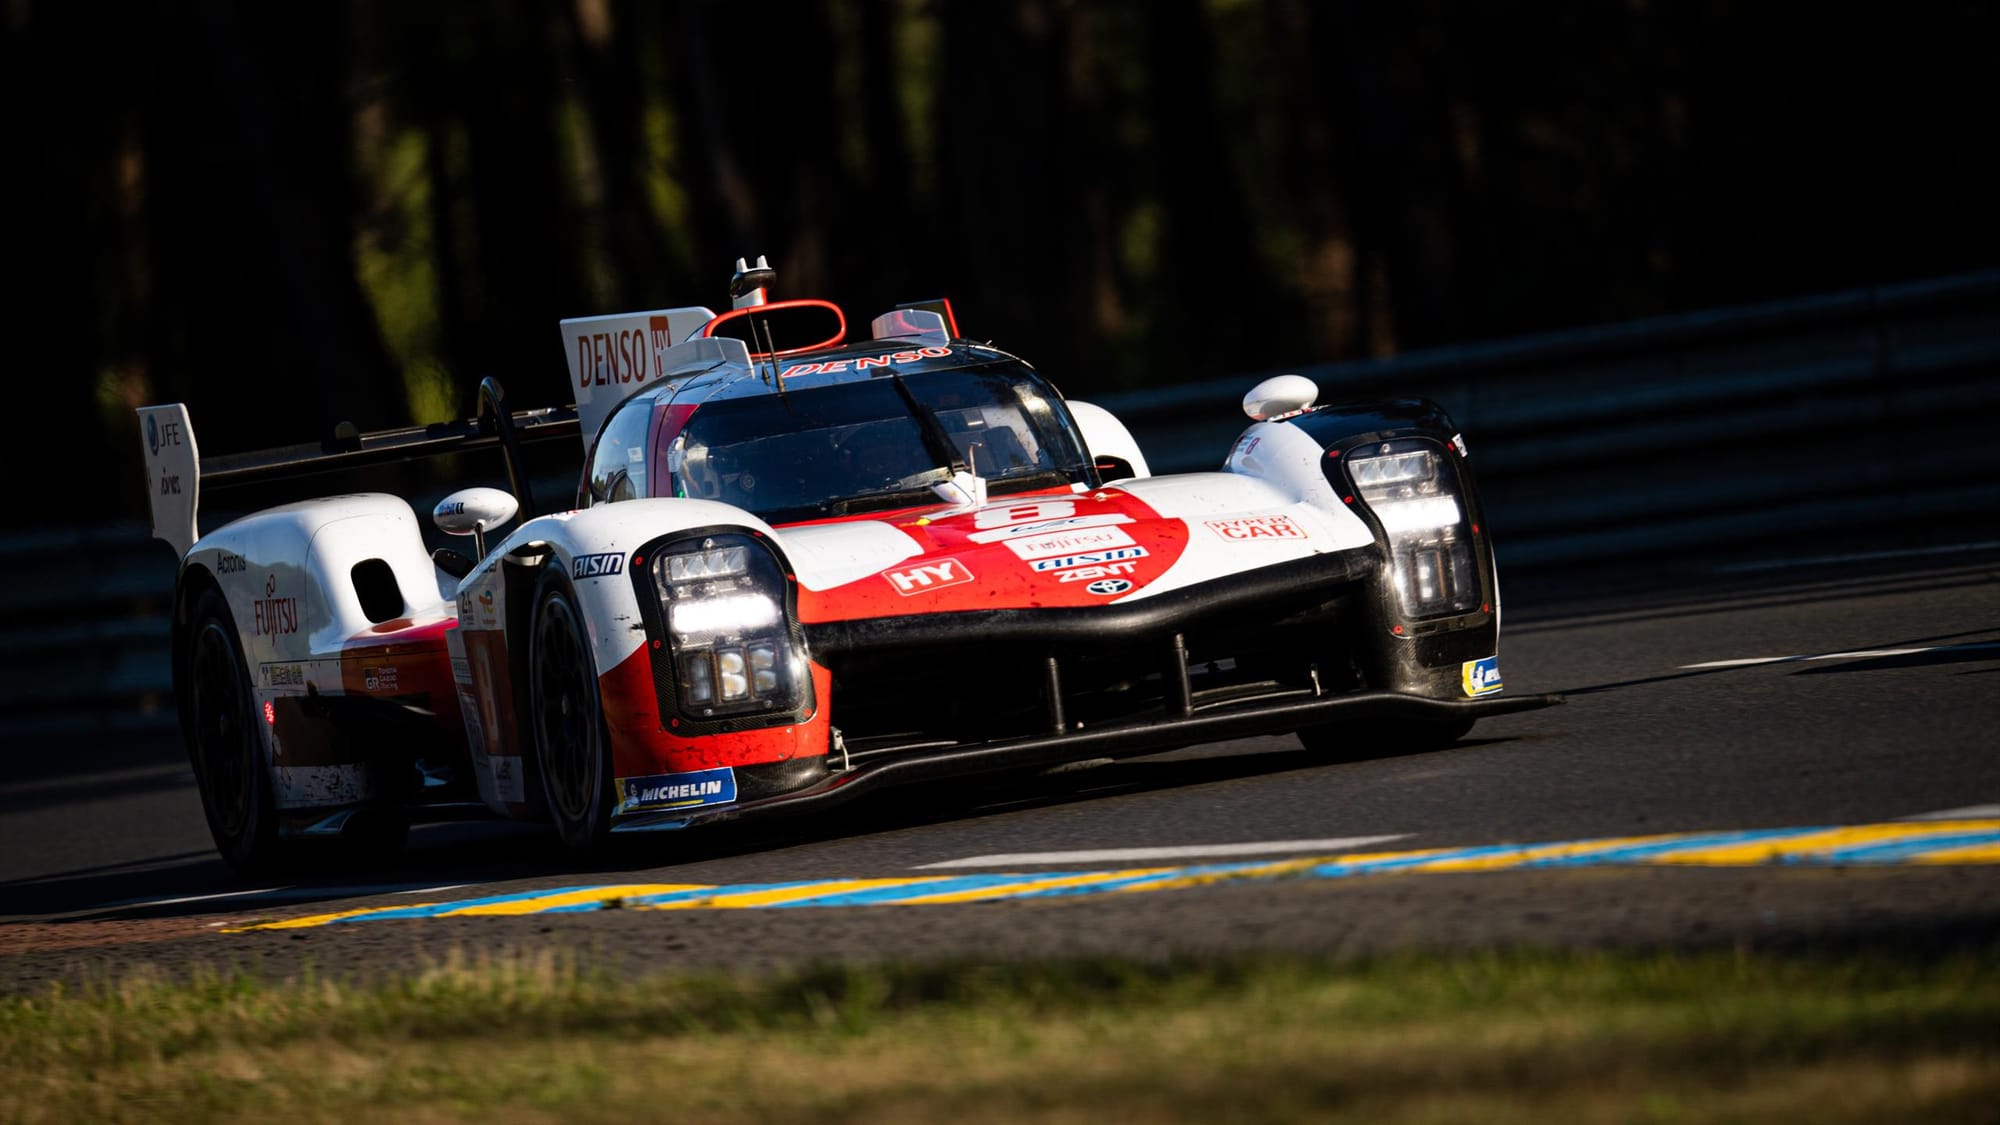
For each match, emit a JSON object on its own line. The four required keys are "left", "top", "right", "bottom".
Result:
{"left": 1346, "top": 443, "right": 1481, "bottom": 619}
{"left": 651, "top": 535, "right": 808, "bottom": 719}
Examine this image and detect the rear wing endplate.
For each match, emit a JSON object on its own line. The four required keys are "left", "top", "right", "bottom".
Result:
{"left": 135, "top": 379, "right": 578, "bottom": 557}
{"left": 137, "top": 404, "right": 200, "bottom": 556}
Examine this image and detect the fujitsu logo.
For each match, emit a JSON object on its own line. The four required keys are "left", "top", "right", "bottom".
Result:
{"left": 254, "top": 574, "right": 299, "bottom": 636}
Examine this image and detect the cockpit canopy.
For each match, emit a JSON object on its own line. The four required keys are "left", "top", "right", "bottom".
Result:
{"left": 583, "top": 356, "right": 1094, "bottom": 524}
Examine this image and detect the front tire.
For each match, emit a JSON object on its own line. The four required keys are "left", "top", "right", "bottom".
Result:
{"left": 184, "top": 585, "right": 280, "bottom": 874}
{"left": 529, "top": 569, "right": 614, "bottom": 858}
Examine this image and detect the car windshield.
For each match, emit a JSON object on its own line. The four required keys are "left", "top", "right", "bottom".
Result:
{"left": 659, "top": 363, "right": 1093, "bottom": 523}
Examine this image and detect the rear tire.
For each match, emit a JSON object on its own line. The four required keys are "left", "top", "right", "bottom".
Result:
{"left": 529, "top": 568, "right": 614, "bottom": 858}
{"left": 184, "top": 585, "right": 281, "bottom": 874}
{"left": 1296, "top": 716, "right": 1475, "bottom": 761}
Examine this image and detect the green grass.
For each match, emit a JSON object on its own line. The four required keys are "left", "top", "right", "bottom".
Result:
{"left": 3, "top": 945, "right": 1997, "bottom": 1122}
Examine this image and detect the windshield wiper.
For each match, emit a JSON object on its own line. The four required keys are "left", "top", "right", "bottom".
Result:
{"left": 828, "top": 486, "right": 947, "bottom": 515}
{"left": 889, "top": 374, "right": 967, "bottom": 477}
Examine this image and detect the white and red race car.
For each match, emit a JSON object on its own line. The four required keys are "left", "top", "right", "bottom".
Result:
{"left": 138, "top": 260, "right": 1554, "bottom": 871}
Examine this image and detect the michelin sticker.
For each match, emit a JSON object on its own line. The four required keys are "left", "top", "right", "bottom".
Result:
{"left": 1461, "top": 656, "right": 1502, "bottom": 697}
{"left": 620, "top": 766, "right": 739, "bottom": 812}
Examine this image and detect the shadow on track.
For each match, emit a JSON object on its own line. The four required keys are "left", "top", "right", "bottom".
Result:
{"left": 1557, "top": 627, "right": 2000, "bottom": 697}
{"left": 5, "top": 731, "right": 1531, "bottom": 925}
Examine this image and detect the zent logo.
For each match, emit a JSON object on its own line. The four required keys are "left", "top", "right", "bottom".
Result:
{"left": 1462, "top": 656, "right": 1502, "bottom": 697}
{"left": 1085, "top": 578, "right": 1133, "bottom": 596}
{"left": 572, "top": 552, "right": 625, "bottom": 579}
{"left": 885, "top": 559, "right": 974, "bottom": 595}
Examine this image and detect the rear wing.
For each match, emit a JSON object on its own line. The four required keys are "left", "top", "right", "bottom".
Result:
{"left": 136, "top": 378, "right": 578, "bottom": 557}
{"left": 560, "top": 306, "right": 717, "bottom": 449}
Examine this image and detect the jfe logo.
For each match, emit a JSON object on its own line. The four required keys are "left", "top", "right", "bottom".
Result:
{"left": 1462, "top": 656, "right": 1503, "bottom": 697}
{"left": 572, "top": 552, "right": 625, "bottom": 579}
{"left": 885, "top": 558, "right": 973, "bottom": 595}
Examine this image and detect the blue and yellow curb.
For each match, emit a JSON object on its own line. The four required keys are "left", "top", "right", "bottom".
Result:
{"left": 223, "top": 818, "right": 2000, "bottom": 932}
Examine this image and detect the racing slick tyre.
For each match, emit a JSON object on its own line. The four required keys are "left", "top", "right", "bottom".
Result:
{"left": 528, "top": 567, "right": 615, "bottom": 858}
{"left": 184, "top": 585, "right": 281, "bottom": 875}
{"left": 1295, "top": 716, "right": 1475, "bottom": 761}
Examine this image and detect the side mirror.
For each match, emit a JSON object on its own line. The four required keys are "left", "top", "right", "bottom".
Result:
{"left": 1067, "top": 400, "right": 1152, "bottom": 480}
{"left": 1242, "top": 374, "right": 1319, "bottom": 421}
{"left": 433, "top": 487, "right": 518, "bottom": 558}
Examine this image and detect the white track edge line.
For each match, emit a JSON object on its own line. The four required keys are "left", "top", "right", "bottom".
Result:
{"left": 913, "top": 835, "right": 1411, "bottom": 869}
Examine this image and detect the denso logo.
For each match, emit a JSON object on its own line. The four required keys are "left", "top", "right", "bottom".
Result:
{"left": 576, "top": 327, "right": 655, "bottom": 389}
{"left": 1205, "top": 515, "right": 1306, "bottom": 541}
{"left": 780, "top": 346, "right": 951, "bottom": 378}
{"left": 571, "top": 552, "right": 625, "bottom": 579}
{"left": 884, "top": 558, "right": 974, "bottom": 595}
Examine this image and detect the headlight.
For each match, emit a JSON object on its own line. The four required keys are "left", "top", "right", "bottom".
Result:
{"left": 1346, "top": 443, "right": 1481, "bottom": 619}
{"left": 651, "top": 534, "right": 809, "bottom": 721}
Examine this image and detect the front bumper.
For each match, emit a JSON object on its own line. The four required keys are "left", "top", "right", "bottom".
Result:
{"left": 612, "top": 686, "right": 1561, "bottom": 832}
{"left": 612, "top": 543, "right": 1555, "bottom": 833}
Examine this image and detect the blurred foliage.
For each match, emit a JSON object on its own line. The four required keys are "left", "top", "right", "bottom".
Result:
{"left": 3, "top": 0, "right": 1996, "bottom": 524}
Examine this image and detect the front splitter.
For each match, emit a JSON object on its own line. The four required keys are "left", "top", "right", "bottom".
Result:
{"left": 611, "top": 689, "right": 1562, "bottom": 833}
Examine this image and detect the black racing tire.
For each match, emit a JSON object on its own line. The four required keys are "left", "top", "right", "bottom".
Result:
{"left": 184, "top": 584, "right": 281, "bottom": 875}
{"left": 528, "top": 567, "right": 615, "bottom": 858}
{"left": 1296, "top": 716, "right": 1476, "bottom": 761}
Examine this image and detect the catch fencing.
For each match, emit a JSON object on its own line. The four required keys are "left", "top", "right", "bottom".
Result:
{"left": 4, "top": 270, "right": 1996, "bottom": 735}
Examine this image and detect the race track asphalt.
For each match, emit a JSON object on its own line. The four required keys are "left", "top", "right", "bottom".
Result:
{"left": 2, "top": 547, "right": 1997, "bottom": 988}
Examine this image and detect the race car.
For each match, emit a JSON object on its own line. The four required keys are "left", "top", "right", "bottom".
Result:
{"left": 138, "top": 257, "right": 1557, "bottom": 872}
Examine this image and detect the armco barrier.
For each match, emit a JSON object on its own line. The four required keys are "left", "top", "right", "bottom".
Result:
{"left": 3, "top": 271, "right": 1996, "bottom": 733}
{"left": 1093, "top": 269, "right": 2000, "bottom": 569}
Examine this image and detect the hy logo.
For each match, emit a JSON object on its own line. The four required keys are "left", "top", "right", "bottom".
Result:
{"left": 145, "top": 414, "right": 159, "bottom": 456}
{"left": 884, "top": 559, "right": 974, "bottom": 595}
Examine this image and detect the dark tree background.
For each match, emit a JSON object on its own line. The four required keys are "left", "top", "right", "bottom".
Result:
{"left": 4, "top": 0, "right": 1996, "bottom": 527}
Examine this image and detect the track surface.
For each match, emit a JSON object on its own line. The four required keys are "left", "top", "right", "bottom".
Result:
{"left": 3, "top": 549, "right": 1997, "bottom": 986}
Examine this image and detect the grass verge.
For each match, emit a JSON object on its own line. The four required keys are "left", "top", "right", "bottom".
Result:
{"left": 2, "top": 944, "right": 1997, "bottom": 1122}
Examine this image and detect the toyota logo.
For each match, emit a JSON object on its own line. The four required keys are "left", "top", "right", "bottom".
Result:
{"left": 1085, "top": 578, "right": 1132, "bottom": 596}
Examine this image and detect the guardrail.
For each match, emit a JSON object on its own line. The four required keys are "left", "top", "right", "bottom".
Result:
{"left": 4, "top": 270, "right": 1996, "bottom": 735}
{"left": 1094, "top": 268, "right": 2000, "bottom": 570}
